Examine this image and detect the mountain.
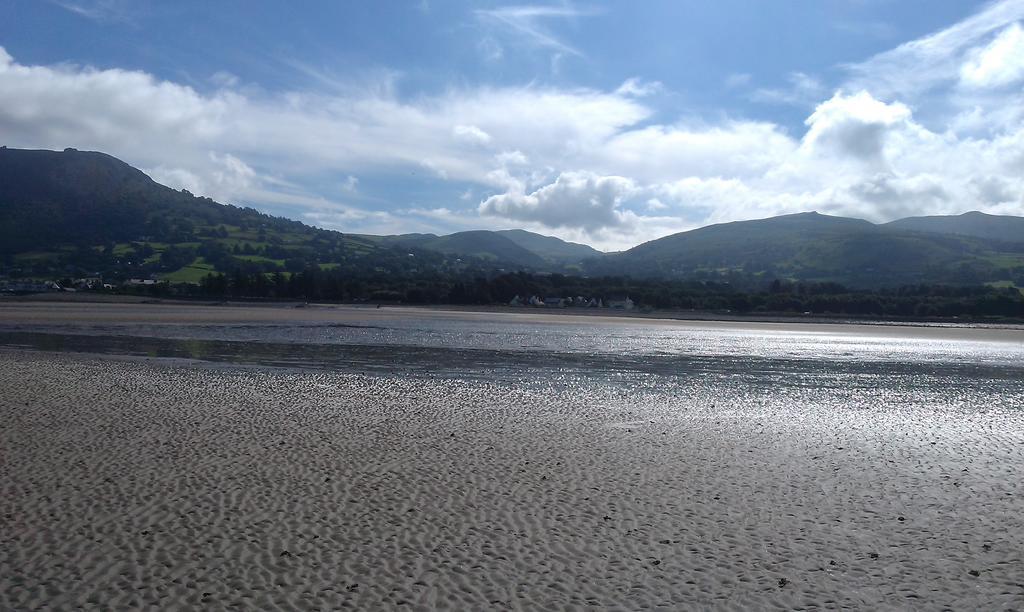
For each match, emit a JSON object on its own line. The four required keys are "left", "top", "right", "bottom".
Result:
{"left": 884, "top": 211, "right": 1024, "bottom": 245}
{"left": 2, "top": 147, "right": 1023, "bottom": 290}
{"left": 357, "top": 230, "right": 549, "bottom": 268}
{"left": 591, "top": 211, "right": 1024, "bottom": 287}
{"left": 617, "top": 212, "right": 873, "bottom": 267}
{"left": 357, "top": 229, "right": 599, "bottom": 267}
{"left": 496, "top": 229, "right": 601, "bottom": 263}
{"left": 0, "top": 147, "right": 586, "bottom": 282}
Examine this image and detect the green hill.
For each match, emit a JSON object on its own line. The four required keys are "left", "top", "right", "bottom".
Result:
{"left": 356, "top": 229, "right": 599, "bottom": 267}
{"left": 358, "top": 230, "right": 550, "bottom": 268}
{"left": 884, "top": 211, "right": 1024, "bottom": 245}
{"left": 2, "top": 147, "right": 1023, "bottom": 290}
{"left": 591, "top": 212, "right": 1024, "bottom": 287}
{"left": 0, "top": 147, "right": 585, "bottom": 282}
{"left": 496, "top": 229, "right": 602, "bottom": 263}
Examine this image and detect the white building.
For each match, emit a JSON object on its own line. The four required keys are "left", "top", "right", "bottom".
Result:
{"left": 606, "top": 296, "right": 634, "bottom": 310}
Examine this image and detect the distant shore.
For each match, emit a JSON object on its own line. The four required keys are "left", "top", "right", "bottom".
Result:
{"left": 3, "top": 291, "right": 1023, "bottom": 329}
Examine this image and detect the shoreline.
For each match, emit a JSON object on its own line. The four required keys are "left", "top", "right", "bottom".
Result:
{"left": 3, "top": 292, "right": 1023, "bottom": 330}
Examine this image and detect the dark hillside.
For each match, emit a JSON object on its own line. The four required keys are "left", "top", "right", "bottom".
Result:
{"left": 885, "top": 211, "right": 1024, "bottom": 245}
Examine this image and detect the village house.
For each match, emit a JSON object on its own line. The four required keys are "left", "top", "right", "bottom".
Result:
{"left": 606, "top": 296, "right": 635, "bottom": 310}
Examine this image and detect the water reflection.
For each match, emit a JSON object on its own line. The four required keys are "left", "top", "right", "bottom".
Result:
{"left": 2, "top": 331, "right": 1022, "bottom": 400}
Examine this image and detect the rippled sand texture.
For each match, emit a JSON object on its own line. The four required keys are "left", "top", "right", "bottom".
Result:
{"left": 3, "top": 351, "right": 1023, "bottom": 610}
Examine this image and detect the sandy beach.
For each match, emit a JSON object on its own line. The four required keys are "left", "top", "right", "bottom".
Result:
{"left": 3, "top": 349, "right": 1022, "bottom": 610}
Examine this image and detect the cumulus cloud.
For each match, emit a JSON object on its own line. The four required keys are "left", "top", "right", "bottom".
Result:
{"left": 3, "top": 0, "right": 1024, "bottom": 253}
{"left": 479, "top": 171, "right": 638, "bottom": 231}
{"left": 801, "top": 91, "right": 911, "bottom": 163}
{"left": 0, "top": 45, "right": 646, "bottom": 223}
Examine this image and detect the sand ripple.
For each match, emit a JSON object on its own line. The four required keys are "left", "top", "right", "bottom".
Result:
{"left": 2, "top": 351, "right": 1023, "bottom": 610}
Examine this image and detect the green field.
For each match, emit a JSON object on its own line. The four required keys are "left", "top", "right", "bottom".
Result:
{"left": 984, "top": 253, "right": 1024, "bottom": 268}
{"left": 986, "top": 280, "right": 1024, "bottom": 295}
{"left": 235, "top": 255, "right": 285, "bottom": 266}
{"left": 161, "top": 257, "right": 216, "bottom": 283}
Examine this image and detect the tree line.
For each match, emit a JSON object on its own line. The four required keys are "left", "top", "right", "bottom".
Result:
{"left": 124, "top": 268, "right": 1024, "bottom": 320}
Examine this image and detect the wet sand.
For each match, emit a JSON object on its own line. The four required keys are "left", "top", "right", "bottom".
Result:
{"left": 3, "top": 350, "right": 1023, "bottom": 610}
{"left": 2, "top": 299, "right": 1022, "bottom": 343}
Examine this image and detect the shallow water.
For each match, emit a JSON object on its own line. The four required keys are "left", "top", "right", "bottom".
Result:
{"left": 1, "top": 306, "right": 1022, "bottom": 406}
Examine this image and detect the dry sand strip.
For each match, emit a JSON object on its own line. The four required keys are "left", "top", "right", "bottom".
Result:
{"left": 2, "top": 350, "right": 1023, "bottom": 610}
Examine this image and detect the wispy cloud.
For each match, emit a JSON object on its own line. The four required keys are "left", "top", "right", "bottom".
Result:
{"left": 831, "top": 20, "right": 898, "bottom": 40}
{"left": 843, "top": 0, "right": 1024, "bottom": 98}
{"left": 723, "top": 73, "right": 752, "bottom": 89}
{"left": 615, "top": 78, "right": 663, "bottom": 98}
{"left": 959, "top": 21, "right": 1024, "bottom": 88}
{"left": 475, "top": 4, "right": 598, "bottom": 57}
{"left": 49, "top": 0, "right": 136, "bottom": 23}
{"left": 751, "top": 72, "right": 828, "bottom": 107}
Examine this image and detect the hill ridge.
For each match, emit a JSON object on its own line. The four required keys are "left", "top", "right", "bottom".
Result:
{"left": 2, "top": 147, "right": 1023, "bottom": 288}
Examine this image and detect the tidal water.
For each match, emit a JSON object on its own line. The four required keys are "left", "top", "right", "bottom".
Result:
{"left": 1, "top": 306, "right": 1022, "bottom": 406}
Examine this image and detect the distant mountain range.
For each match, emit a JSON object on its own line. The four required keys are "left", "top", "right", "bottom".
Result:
{"left": 884, "top": 211, "right": 1024, "bottom": 244}
{"left": 594, "top": 210, "right": 1024, "bottom": 286}
{"left": 1, "top": 147, "right": 1022, "bottom": 289}
{"left": 354, "top": 228, "right": 599, "bottom": 267}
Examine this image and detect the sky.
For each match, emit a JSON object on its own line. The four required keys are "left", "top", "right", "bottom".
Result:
{"left": 1, "top": 1, "right": 1023, "bottom": 250}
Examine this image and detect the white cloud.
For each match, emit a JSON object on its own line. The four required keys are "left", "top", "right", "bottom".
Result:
{"left": 844, "top": 0, "right": 1024, "bottom": 99}
{"left": 0, "top": 45, "right": 647, "bottom": 230}
{"left": 592, "top": 120, "right": 795, "bottom": 183}
{"left": 801, "top": 91, "right": 912, "bottom": 163}
{"left": 615, "top": 78, "right": 663, "bottom": 98}
{"left": 49, "top": 0, "right": 136, "bottom": 22}
{"left": 147, "top": 153, "right": 256, "bottom": 206}
{"left": 4, "top": 0, "right": 1024, "bottom": 254}
{"left": 494, "top": 150, "right": 529, "bottom": 166}
{"left": 209, "top": 71, "right": 240, "bottom": 89}
{"left": 475, "top": 5, "right": 596, "bottom": 58}
{"left": 453, "top": 124, "right": 492, "bottom": 145}
{"left": 960, "top": 22, "right": 1024, "bottom": 88}
{"left": 479, "top": 171, "right": 638, "bottom": 231}
{"left": 751, "top": 72, "right": 827, "bottom": 107}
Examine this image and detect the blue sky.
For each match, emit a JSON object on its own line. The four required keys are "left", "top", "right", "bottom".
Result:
{"left": 1, "top": 1, "right": 1023, "bottom": 249}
